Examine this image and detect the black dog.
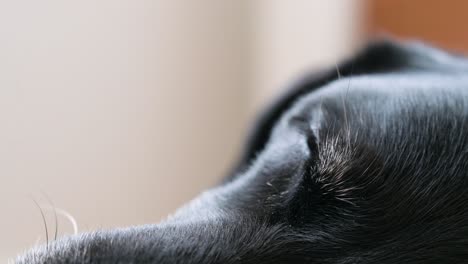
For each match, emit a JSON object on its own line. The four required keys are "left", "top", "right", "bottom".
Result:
{"left": 17, "top": 40, "right": 468, "bottom": 263}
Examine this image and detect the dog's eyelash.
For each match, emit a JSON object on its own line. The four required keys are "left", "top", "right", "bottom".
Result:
{"left": 306, "top": 132, "right": 319, "bottom": 159}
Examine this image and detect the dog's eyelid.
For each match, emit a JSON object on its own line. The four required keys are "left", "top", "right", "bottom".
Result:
{"left": 288, "top": 116, "right": 320, "bottom": 159}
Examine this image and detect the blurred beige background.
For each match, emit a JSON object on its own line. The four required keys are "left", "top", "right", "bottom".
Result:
{"left": 0, "top": 1, "right": 364, "bottom": 261}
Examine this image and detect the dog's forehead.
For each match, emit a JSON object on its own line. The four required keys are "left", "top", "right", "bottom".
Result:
{"left": 275, "top": 73, "right": 468, "bottom": 142}
{"left": 288, "top": 73, "right": 468, "bottom": 116}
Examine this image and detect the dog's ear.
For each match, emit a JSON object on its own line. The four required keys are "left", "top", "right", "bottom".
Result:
{"left": 227, "top": 39, "right": 468, "bottom": 180}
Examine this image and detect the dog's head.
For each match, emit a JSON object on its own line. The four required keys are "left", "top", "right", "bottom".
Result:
{"left": 17, "top": 40, "right": 468, "bottom": 263}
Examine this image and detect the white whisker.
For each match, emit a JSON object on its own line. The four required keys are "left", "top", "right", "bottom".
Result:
{"left": 335, "top": 63, "right": 341, "bottom": 79}
{"left": 41, "top": 205, "right": 79, "bottom": 235}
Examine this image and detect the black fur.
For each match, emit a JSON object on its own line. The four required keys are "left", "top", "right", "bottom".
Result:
{"left": 17, "top": 40, "right": 468, "bottom": 263}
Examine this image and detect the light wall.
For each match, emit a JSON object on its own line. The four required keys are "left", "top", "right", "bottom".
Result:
{"left": 250, "top": 0, "right": 365, "bottom": 109}
{"left": 0, "top": 1, "right": 363, "bottom": 261}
